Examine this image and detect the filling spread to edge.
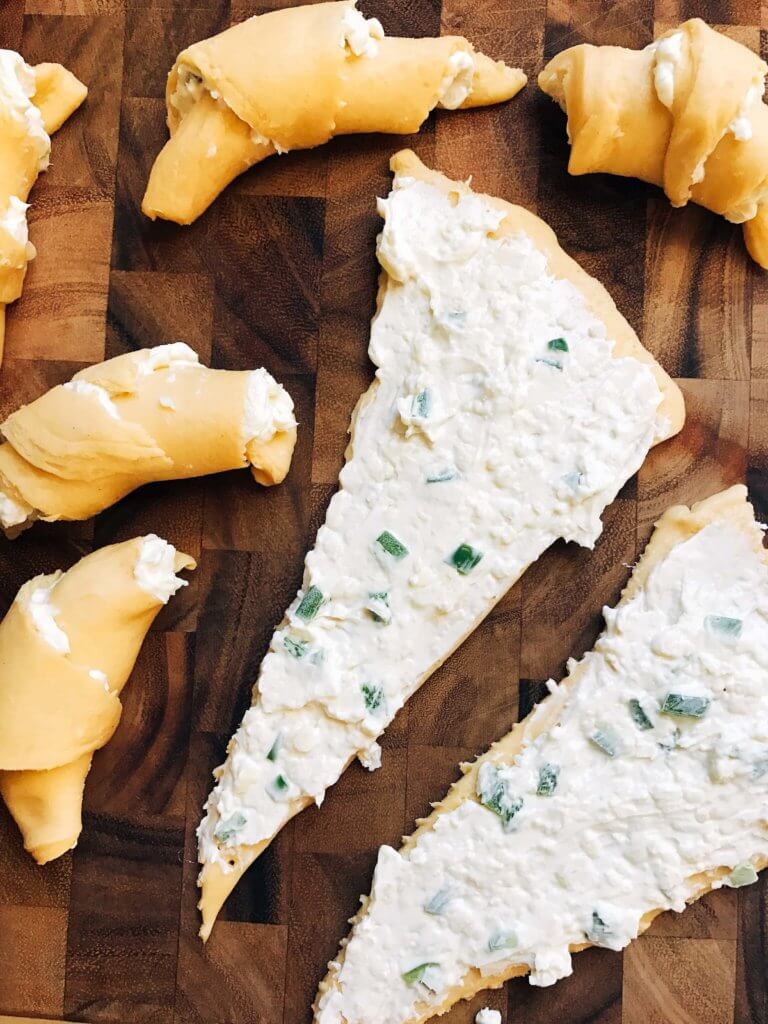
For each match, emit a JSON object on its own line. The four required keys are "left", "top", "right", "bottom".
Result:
{"left": 317, "top": 514, "right": 768, "bottom": 1024}
{"left": 198, "top": 172, "right": 665, "bottom": 875}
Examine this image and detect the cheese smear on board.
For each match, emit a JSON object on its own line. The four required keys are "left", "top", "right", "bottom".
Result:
{"left": 317, "top": 517, "right": 768, "bottom": 1024}
{"left": 198, "top": 170, "right": 667, "bottom": 871}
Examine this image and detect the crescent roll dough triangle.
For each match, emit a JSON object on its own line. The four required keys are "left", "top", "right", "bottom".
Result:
{"left": 0, "top": 51, "right": 87, "bottom": 365}
{"left": 538, "top": 19, "right": 768, "bottom": 268}
{"left": 0, "top": 343, "right": 297, "bottom": 535}
{"left": 0, "top": 536, "right": 195, "bottom": 863}
{"left": 195, "top": 150, "right": 683, "bottom": 942}
{"left": 314, "top": 485, "right": 768, "bottom": 1024}
{"left": 142, "top": 0, "right": 526, "bottom": 225}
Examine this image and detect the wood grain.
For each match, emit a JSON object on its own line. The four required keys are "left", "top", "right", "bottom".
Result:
{"left": 0, "top": 1, "right": 766, "bottom": 1022}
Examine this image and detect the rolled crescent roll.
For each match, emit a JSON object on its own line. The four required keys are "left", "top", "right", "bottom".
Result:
{"left": 0, "top": 51, "right": 87, "bottom": 364}
{"left": 142, "top": 0, "right": 527, "bottom": 224}
{"left": 538, "top": 19, "right": 768, "bottom": 268}
{"left": 0, "top": 536, "right": 195, "bottom": 863}
{"left": 0, "top": 342, "right": 298, "bottom": 535}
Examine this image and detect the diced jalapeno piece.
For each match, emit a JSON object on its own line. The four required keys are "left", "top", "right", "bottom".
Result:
{"left": 590, "top": 729, "right": 619, "bottom": 757}
{"left": 562, "top": 470, "right": 583, "bottom": 491}
{"left": 488, "top": 931, "right": 517, "bottom": 952}
{"left": 402, "top": 963, "right": 440, "bottom": 987}
{"left": 376, "top": 531, "right": 409, "bottom": 560}
{"left": 296, "top": 585, "right": 323, "bottom": 621}
{"left": 628, "top": 698, "right": 654, "bottom": 731}
{"left": 424, "top": 886, "right": 452, "bottom": 915}
{"left": 660, "top": 693, "right": 711, "bottom": 718}
{"left": 447, "top": 543, "right": 483, "bottom": 575}
{"left": 366, "top": 591, "right": 391, "bottom": 624}
{"left": 361, "top": 682, "right": 384, "bottom": 714}
{"left": 725, "top": 863, "right": 759, "bottom": 888}
{"left": 284, "top": 636, "right": 308, "bottom": 659}
{"left": 426, "top": 467, "right": 458, "bottom": 483}
{"left": 413, "top": 389, "right": 432, "bottom": 418}
{"left": 477, "top": 762, "right": 523, "bottom": 829}
{"left": 266, "top": 774, "right": 291, "bottom": 802}
{"left": 536, "top": 763, "right": 560, "bottom": 796}
{"left": 214, "top": 811, "right": 246, "bottom": 844}
{"left": 586, "top": 910, "right": 612, "bottom": 944}
{"left": 266, "top": 734, "right": 281, "bottom": 762}
{"left": 705, "top": 615, "right": 742, "bottom": 639}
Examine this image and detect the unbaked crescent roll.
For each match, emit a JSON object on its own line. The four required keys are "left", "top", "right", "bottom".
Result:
{"left": 538, "top": 19, "right": 768, "bottom": 268}
{"left": 0, "top": 342, "right": 297, "bottom": 535}
{"left": 0, "top": 536, "right": 195, "bottom": 863}
{"left": 0, "top": 51, "right": 87, "bottom": 364}
{"left": 142, "top": 0, "right": 526, "bottom": 224}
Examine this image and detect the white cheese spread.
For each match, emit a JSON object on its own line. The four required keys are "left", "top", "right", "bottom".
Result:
{"left": 244, "top": 367, "right": 297, "bottom": 445}
{"left": 650, "top": 32, "right": 683, "bottom": 110}
{"left": 316, "top": 519, "right": 768, "bottom": 1024}
{"left": 197, "top": 172, "right": 664, "bottom": 872}
{"left": 19, "top": 573, "right": 70, "bottom": 653}
{"left": 358, "top": 741, "right": 382, "bottom": 772}
{"left": 62, "top": 380, "right": 121, "bottom": 419}
{"left": 169, "top": 67, "right": 208, "bottom": 121}
{"left": 728, "top": 82, "right": 760, "bottom": 141}
{"left": 438, "top": 51, "right": 476, "bottom": 110}
{"left": 0, "top": 49, "right": 50, "bottom": 172}
{"left": 89, "top": 668, "right": 110, "bottom": 692}
{"left": 340, "top": 7, "right": 384, "bottom": 59}
{"left": 137, "top": 341, "right": 199, "bottom": 375}
{"left": 0, "top": 488, "right": 33, "bottom": 530}
{"left": 0, "top": 195, "right": 36, "bottom": 263}
{"left": 133, "top": 535, "right": 187, "bottom": 604}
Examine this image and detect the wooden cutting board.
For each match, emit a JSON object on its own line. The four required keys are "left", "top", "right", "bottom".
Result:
{"left": 0, "top": 1, "right": 765, "bottom": 1022}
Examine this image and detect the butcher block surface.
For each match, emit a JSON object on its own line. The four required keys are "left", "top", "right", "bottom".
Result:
{"left": 0, "top": 1, "right": 766, "bottom": 1022}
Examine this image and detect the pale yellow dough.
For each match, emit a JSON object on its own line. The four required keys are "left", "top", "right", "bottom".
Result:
{"left": 538, "top": 19, "right": 768, "bottom": 269}
{"left": 314, "top": 485, "right": 767, "bottom": 1023}
{"left": 0, "top": 346, "right": 297, "bottom": 532}
{"left": 196, "top": 150, "right": 684, "bottom": 941}
{"left": 142, "top": 0, "right": 526, "bottom": 225}
{"left": 0, "top": 538, "right": 195, "bottom": 863}
{"left": 0, "top": 60, "right": 87, "bottom": 364}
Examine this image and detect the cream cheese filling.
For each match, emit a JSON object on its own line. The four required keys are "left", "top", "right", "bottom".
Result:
{"left": 437, "top": 51, "right": 476, "bottom": 110}
{"left": 728, "top": 81, "right": 763, "bottom": 142}
{"left": 318, "top": 519, "right": 768, "bottom": 1024}
{"left": 0, "top": 49, "right": 50, "bottom": 172}
{"left": 197, "top": 172, "right": 664, "bottom": 871}
{"left": 136, "top": 341, "right": 199, "bottom": 375}
{"left": 62, "top": 379, "right": 121, "bottom": 419}
{"left": 340, "top": 6, "right": 384, "bottom": 59}
{"left": 0, "top": 488, "right": 33, "bottom": 530}
{"left": 475, "top": 1010, "right": 501, "bottom": 1024}
{"left": 649, "top": 32, "right": 683, "bottom": 110}
{"left": 0, "top": 51, "right": 50, "bottom": 286}
{"left": 244, "top": 367, "right": 297, "bottom": 446}
{"left": 0, "top": 195, "right": 36, "bottom": 264}
{"left": 19, "top": 573, "right": 70, "bottom": 653}
{"left": 169, "top": 66, "right": 208, "bottom": 122}
{"left": 134, "top": 534, "right": 188, "bottom": 604}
